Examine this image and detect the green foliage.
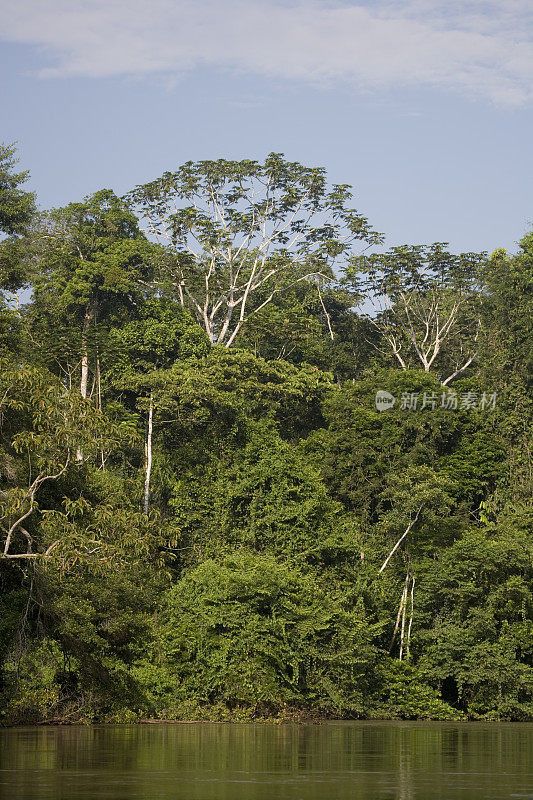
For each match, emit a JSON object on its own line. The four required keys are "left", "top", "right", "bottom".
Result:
{"left": 155, "top": 551, "right": 378, "bottom": 715}
{"left": 375, "top": 660, "right": 462, "bottom": 720}
{"left": 347, "top": 242, "right": 483, "bottom": 297}
{"left": 125, "top": 153, "right": 381, "bottom": 346}
{"left": 1, "top": 639, "right": 65, "bottom": 725}
{"left": 169, "top": 423, "right": 342, "bottom": 561}
{"left": 0, "top": 142, "right": 36, "bottom": 236}
{"left": 304, "top": 369, "right": 499, "bottom": 525}
{"left": 0, "top": 153, "right": 531, "bottom": 724}
{"left": 481, "top": 238, "right": 532, "bottom": 387}
{"left": 26, "top": 189, "right": 157, "bottom": 381}
{"left": 108, "top": 298, "right": 209, "bottom": 376}
{"left": 416, "top": 523, "right": 533, "bottom": 720}
{"left": 343, "top": 244, "right": 485, "bottom": 381}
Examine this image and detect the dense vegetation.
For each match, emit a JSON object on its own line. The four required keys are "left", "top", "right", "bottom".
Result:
{"left": 0, "top": 145, "right": 531, "bottom": 724}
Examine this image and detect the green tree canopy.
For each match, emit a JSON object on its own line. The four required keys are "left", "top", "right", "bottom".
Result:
{"left": 125, "top": 153, "right": 382, "bottom": 346}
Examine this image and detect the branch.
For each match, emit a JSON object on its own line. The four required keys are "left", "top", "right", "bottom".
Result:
{"left": 378, "top": 508, "right": 422, "bottom": 574}
{"left": 441, "top": 318, "right": 481, "bottom": 385}
{"left": 3, "top": 460, "right": 69, "bottom": 555}
{"left": 0, "top": 541, "right": 59, "bottom": 560}
{"left": 441, "top": 352, "right": 476, "bottom": 386}
{"left": 317, "top": 279, "right": 334, "bottom": 341}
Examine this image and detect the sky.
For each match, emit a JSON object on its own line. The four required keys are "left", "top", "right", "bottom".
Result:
{"left": 1, "top": 0, "right": 532, "bottom": 254}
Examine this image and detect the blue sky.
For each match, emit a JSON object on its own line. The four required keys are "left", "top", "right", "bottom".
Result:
{"left": 1, "top": 0, "right": 532, "bottom": 254}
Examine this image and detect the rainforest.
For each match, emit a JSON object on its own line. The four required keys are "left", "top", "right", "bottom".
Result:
{"left": 0, "top": 144, "right": 531, "bottom": 725}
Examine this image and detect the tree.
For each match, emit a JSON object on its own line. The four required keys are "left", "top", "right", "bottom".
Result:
{"left": 158, "top": 550, "right": 378, "bottom": 714}
{"left": 107, "top": 298, "right": 209, "bottom": 513}
{"left": 417, "top": 515, "right": 533, "bottom": 719}
{"left": 377, "top": 466, "right": 458, "bottom": 661}
{"left": 134, "top": 349, "right": 333, "bottom": 531}
{"left": 125, "top": 153, "right": 381, "bottom": 346}
{"left": 0, "top": 143, "right": 36, "bottom": 237}
{"left": 480, "top": 235, "right": 533, "bottom": 389}
{"left": 168, "top": 422, "right": 342, "bottom": 562}
{"left": 0, "top": 143, "right": 37, "bottom": 359}
{"left": 0, "top": 366, "right": 117, "bottom": 560}
{"left": 344, "top": 244, "right": 485, "bottom": 384}
{"left": 28, "top": 190, "right": 155, "bottom": 402}
{"left": 474, "top": 235, "right": 533, "bottom": 509}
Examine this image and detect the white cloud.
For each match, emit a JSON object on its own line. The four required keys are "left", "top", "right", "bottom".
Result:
{"left": 1, "top": 0, "right": 532, "bottom": 105}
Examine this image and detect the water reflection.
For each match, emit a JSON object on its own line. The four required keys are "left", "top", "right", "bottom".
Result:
{"left": 1, "top": 721, "right": 532, "bottom": 800}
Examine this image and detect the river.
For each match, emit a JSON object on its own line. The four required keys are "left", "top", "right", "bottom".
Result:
{"left": 1, "top": 721, "right": 532, "bottom": 799}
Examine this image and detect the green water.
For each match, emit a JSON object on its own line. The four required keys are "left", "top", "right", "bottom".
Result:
{"left": 1, "top": 721, "right": 532, "bottom": 799}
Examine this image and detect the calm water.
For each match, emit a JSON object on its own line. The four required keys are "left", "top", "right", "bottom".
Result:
{"left": 1, "top": 721, "right": 532, "bottom": 800}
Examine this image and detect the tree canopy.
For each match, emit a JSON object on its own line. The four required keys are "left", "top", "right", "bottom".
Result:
{"left": 125, "top": 154, "right": 381, "bottom": 346}
{"left": 0, "top": 147, "right": 531, "bottom": 725}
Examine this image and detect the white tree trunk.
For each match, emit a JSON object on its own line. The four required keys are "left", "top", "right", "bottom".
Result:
{"left": 143, "top": 393, "right": 153, "bottom": 515}
{"left": 76, "top": 311, "right": 91, "bottom": 462}
{"left": 389, "top": 573, "right": 410, "bottom": 654}
{"left": 406, "top": 575, "right": 416, "bottom": 659}
{"left": 80, "top": 310, "right": 90, "bottom": 400}
{"left": 379, "top": 508, "right": 421, "bottom": 574}
{"left": 399, "top": 583, "right": 408, "bottom": 662}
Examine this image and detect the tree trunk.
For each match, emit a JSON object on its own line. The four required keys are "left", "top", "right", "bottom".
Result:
{"left": 406, "top": 575, "right": 415, "bottom": 660}
{"left": 399, "top": 585, "right": 408, "bottom": 662}
{"left": 143, "top": 392, "right": 153, "bottom": 515}
{"left": 389, "top": 571, "right": 410, "bottom": 655}
{"left": 96, "top": 352, "right": 105, "bottom": 468}
{"left": 379, "top": 508, "right": 421, "bottom": 574}
{"left": 76, "top": 310, "right": 91, "bottom": 462}
{"left": 80, "top": 310, "right": 91, "bottom": 400}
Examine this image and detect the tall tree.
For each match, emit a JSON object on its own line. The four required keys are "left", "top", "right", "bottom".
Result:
{"left": 0, "top": 143, "right": 37, "bottom": 358}
{"left": 0, "top": 142, "right": 36, "bottom": 237}
{"left": 125, "top": 154, "right": 381, "bottom": 346}
{"left": 28, "top": 190, "right": 156, "bottom": 399}
{"left": 481, "top": 236, "right": 533, "bottom": 389}
{"left": 344, "top": 244, "right": 485, "bottom": 384}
